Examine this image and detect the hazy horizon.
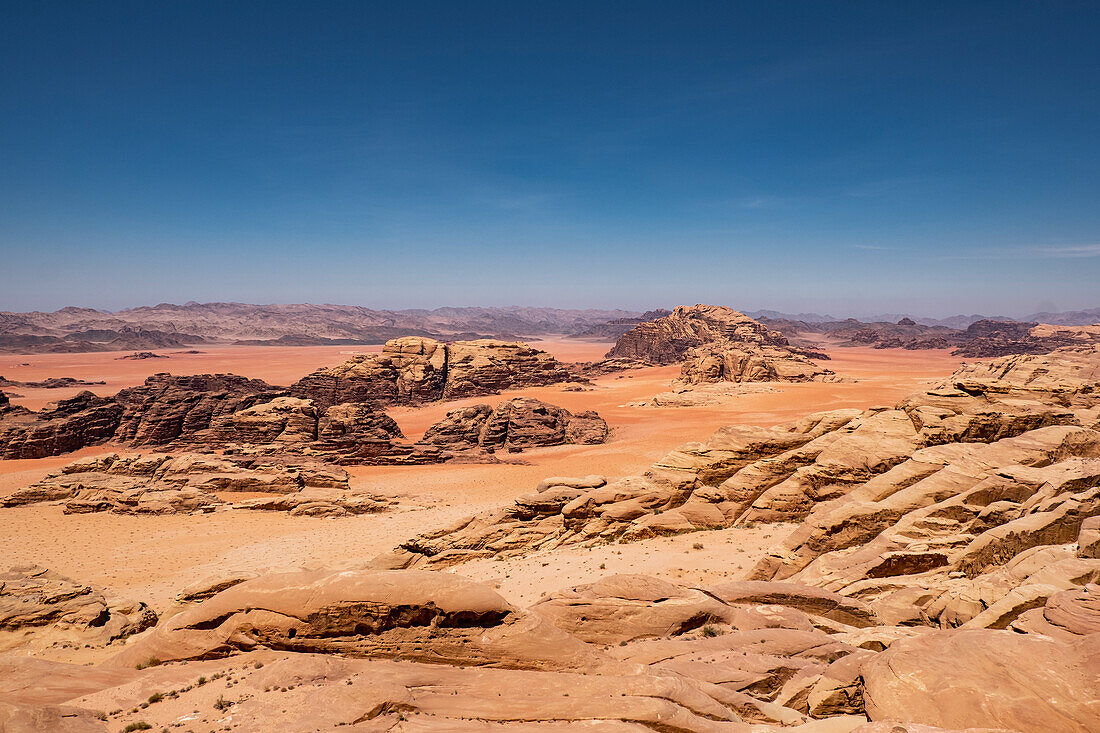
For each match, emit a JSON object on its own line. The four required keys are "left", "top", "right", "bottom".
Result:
{"left": 3, "top": 2, "right": 1098, "bottom": 315}
{"left": 4, "top": 297, "right": 1094, "bottom": 324}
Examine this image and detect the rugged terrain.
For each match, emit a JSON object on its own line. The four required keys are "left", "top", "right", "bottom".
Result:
{"left": 0, "top": 313, "right": 1097, "bottom": 732}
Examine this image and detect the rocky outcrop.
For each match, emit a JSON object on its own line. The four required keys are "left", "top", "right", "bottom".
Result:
{"left": 113, "top": 373, "right": 286, "bottom": 445}
{"left": 0, "top": 391, "right": 122, "bottom": 459}
{"left": 291, "top": 337, "right": 577, "bottom": 409}
{"left": 605, "top": 305, "right": 833, "bottom": 384}
{"left": 107, "top": 569, "right": 602, "bottom": 672}
{"left": 0, "top": 376, "right": 105, "bottom": 389}
{"left": 681, "top": 342, "right": 833, "bottom": 384}
{"left": 0, "top": 565, "right": 155, "bottom": 647}
{"left": 420, "top": 398, "right": 609, "bottom": 452}
{"left": 0, "top": 452, "right": 368, "bottom": 515}
{"left": 607, "top": 304, "right": 797, "bottom": 365}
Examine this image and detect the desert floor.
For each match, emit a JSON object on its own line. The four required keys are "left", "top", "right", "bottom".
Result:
{"left": 0, "top": 341, "right": 968, "bottom": 637}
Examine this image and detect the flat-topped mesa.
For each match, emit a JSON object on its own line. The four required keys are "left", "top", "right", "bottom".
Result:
{"left": 606, "top": 304, "right": 792, "bottom": 365}
{"left": 290, "top": 336, "right": 577, "bottom": 409}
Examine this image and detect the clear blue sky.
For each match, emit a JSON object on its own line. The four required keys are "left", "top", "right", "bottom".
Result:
{"left": 2, "top": 1, "right": 1098, "bottom": 316}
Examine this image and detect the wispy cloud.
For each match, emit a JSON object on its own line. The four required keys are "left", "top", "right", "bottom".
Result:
{"left": 1034, "top": 244, "right": 1100, "bottom": 258}
{"left": 946, "top": 243, "right": 1100, "bottom": 260}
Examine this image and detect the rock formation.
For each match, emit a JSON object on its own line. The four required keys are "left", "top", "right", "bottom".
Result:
{"left": 420, "top": 397, "right": 609, "bottom": 452}
{"left": 0, "top": 452, "right": 388, "bottom": 516}
{"left": 607, "top": 304, "right": 798, "bottom": 365}
{"left": 680, "top": 342, "right": 833, "bottom": 383}
{"left": 0, "top": 376, "right": 105, "bottom": 389}
{"left": 384, "top": 348, "right": 1100, "bottom": 608}
{"left": 112, "top": 373, "right": 287, "bottom": 445}
{"left": 106, "top": 569, "right": 603, "bottom": 672}
{"left": 0, "top": 565, "right": 155, "bottom": 648}
{"left": 0, "top": 391, "right": 122, "bottom": 459}
{"left": 769, "top": 316, "right": 1100, "bottom": 357}
{"left": 291, "top": 336, "right": 577, "bottom": 408}
{"left": 603, "top": 305, "right": 834, "bottom": 384}
{"left": 5, "top": 565, "right": 1096, "bottom": 731}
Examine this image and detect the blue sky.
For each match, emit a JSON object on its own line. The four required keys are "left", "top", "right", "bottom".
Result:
{"left": 2, "top": 1, "right": 1098, "bottom": 316}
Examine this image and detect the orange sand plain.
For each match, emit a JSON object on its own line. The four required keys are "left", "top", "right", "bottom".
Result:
{"left": 0, "top": 342, "right": 969, "bottom": 614}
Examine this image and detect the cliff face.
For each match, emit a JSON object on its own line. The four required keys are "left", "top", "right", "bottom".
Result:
{"left": 291, "top": 337, "right": 576, "bottom": 408}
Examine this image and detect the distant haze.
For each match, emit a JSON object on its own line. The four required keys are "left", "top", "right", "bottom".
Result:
{"left": 2, "top": 3, "right": 1098, "bottom": 315}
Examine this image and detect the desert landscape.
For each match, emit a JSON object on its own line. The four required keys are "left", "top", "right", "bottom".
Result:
{"left": 5, "top": 4, "right": 1100, "bottom": 731}
{"left": 3, "top": 303, "right": 1100, "bottom": 732}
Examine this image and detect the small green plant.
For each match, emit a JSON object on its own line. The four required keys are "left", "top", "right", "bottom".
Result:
{"left": 197, "top": 676, "right": 208, "bottom": 685}
{"left": 701, "top": 625, "right": 719, "bottom": 638}
{"left": 213, "top": 695, "right": 232, "bottom": 711}
{"left": 123, "top": 723, "right": 152, "bottom": 732}
{"left": 134, "top": 657, "right": 161, "bottom": 670}
{"left": 692, "top": 542, "right": 704, "bottom": 550}
{"left": 146, "top": 693, "right": 164, "bottom": 704}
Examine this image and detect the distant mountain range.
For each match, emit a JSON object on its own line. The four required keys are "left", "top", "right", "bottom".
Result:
{"left": 0, "top": 302, "right": 641, "bottom": 353}
{"left": 2, "top": 301, "right": 1098, "bottom": 354}
{"left": 746, "top": 308, "right": 1100, "bottom": 328}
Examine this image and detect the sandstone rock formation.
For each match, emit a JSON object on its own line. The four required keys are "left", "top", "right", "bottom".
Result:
{"left": 607, "top": 304, "right": 797, "bottom": 365}
{"left": 7, "top": 565, "right": 1092, "bottom": 731}
{"left": 106, "top": 569, "right": 603, "bottom": 672}
{"left": 0, "top": 391, "right": 122, "bottom": 459}
{"left": 291, "top": 337, "right": 577, "bottom": 409}
{"left": 113, "top": 373, "right": 287, "bottom": 445}
{"left": 0, "top": 565, "right": 155, "bottom": 649}
{"left": 385, "top": 347, "right": 1100, "bottom": 630}
{"left": 0, "top": 452, "right": 378, "bottom": 516}
{"left": 680, "top": 342, "right": 833, "bottom": 384}
{"left": 605, "top": 305, "right": 833, "bottom": 384}
{"left": 861, "top": 629, "right": 1100, "bottom": 731}
{"left": 420, "top": 397, "right": 609, "bottom": 452}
